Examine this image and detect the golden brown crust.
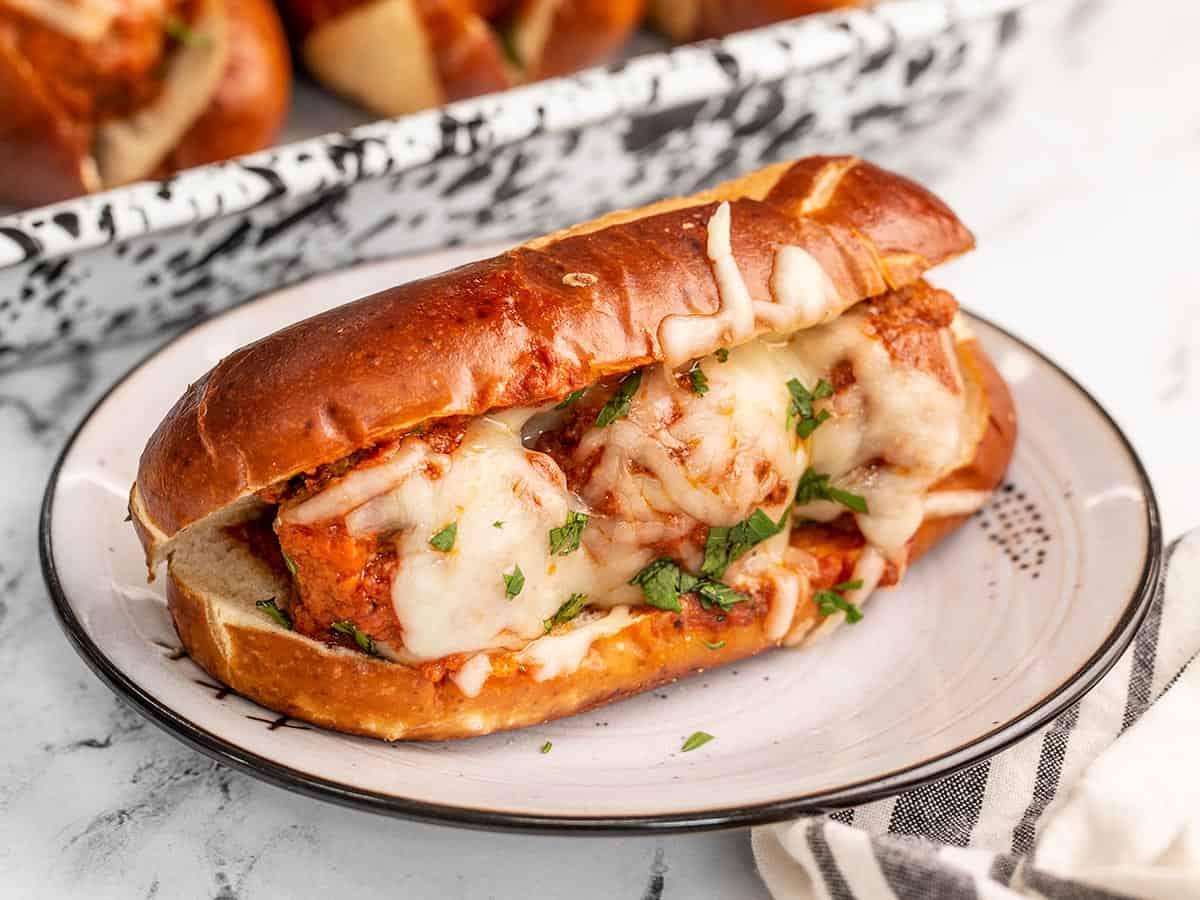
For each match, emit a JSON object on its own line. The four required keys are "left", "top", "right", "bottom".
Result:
{"left": 166, "top": 338, "right": 1013, "bottom": 741}
{"left": 416, "top": 0, "right": 512, "bottom": 101}
{"left": 0, "top": 13, "right": 97, "bottom": 205}
{"left": 133, "top": 156, "right": 974, "bottom": 558}
{"left": 518, "top": 0, "right": 645, "bottom": 81}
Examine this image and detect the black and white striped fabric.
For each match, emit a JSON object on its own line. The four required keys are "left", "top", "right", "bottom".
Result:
{"left": 753, "top": 531, "right": 1200, "bottom": 900}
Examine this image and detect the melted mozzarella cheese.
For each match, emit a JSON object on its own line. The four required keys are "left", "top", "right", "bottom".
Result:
{"left": 735, "top": 535, "right": 803, "bottom": 641}
{"left": 575, "top": 343, "right": 802, "bottom": 541}
{"left": 659, "top": 201, "right": 756, "bottom": 367}
{"left": 451, "top": 653, "right": 493, "bottom": 698}
{"left": 762, "top": 245, "right": 842, "bottom": 332}
{"left": 287, "top": 416, "right": 644, "bottom": 662}
{"left": 515, "top": 607, "right": 634, "bottom": 682}
{"left": 924, "top": 490, "right": 992, "bottom": 518}
{"left": 785, "top": 308, "right": 971, "bottom": 557}
{"left": 658, "top": 203, "right": 843, "bottom": 366}
{"left": 372, "top": 419, "right": 596, "bottom": 660}
{"left": 285, "top": 441, "right": 437, "bottom": 526}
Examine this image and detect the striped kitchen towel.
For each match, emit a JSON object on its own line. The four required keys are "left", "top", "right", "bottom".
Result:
{"left": 753, "top": 530, "right": 1200, "bottom": 900}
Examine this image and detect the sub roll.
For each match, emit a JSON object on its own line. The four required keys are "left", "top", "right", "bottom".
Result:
{"left": 280, "top": 0, "right": 645, "bottom": 118}
{"left": 0, "top": 0, "right": 291, "bottom": 207}
{"left": 130, "top": 156, "right": 1016, "bottom": 741}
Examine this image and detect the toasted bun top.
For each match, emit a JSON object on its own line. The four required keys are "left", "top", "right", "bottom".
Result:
{"left": 132, "top": 156, "right": 973, "bottom": 562}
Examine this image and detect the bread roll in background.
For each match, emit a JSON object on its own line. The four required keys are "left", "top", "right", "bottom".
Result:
{"left": 281, "top": 0, "right": 645, "bottom": 117}
{"left": 0, "top": 0, "right": 291, "bottom": 208}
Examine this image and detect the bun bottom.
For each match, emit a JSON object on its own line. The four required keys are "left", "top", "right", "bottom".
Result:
{"left": 165, "top": 340, "right": 1016, "bottom": 741}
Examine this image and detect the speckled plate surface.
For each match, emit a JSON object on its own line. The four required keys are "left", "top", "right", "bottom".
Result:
{"left": 41, "top": 249, "right": 1160, "bottom": 834}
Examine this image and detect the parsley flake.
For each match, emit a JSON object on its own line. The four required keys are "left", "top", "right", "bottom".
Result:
{"left": 813, "top": 579, "right": 864, "bottom": 623}
{"left": 630, "top": 559, "right": 748, "bottom": 613}
{"left": 595, "top": 370, "right": 642, "bottom": 427}
{"left": 497, "top": 24, "right": 522, "bottom": 68}
{"left": 503, "top": 565, "right": 525, "bottom": 600}
{"left": 255, "top": 598, "right": 291, "bottom": 630}
{"left": 493, "top": 520, "right": 504, "bottom": 529}
{"left": 703, "top": 639, "right": 726, "bottom": 650}
{"left": 429, "top": 522, "right": 457, "bottom": 552}
{"left": 331, "top": 620, "right": 379, "bottom": 656}
{"left": 688, "top": 361, "right": 710, "bottom": 396}
{"left": 786, "top": 378, "right": 833, "bottom": 438}
{"left": 544, "top": 593, "right": 588, "bottom": 633}
{"left": 540, "top": 740, "right": 552, "bottom": 754}
{"left": 695, "top": 580, "right": 748, "bottom": 611}
{"left": 701, "top": 508, "right": 788, "bottom": 579}
{"left": 630, "top": 558, "right": 685, "bottom": 612}
{"left": 165, "top": 17, "right": 211, "bottom": 47}
{"left": 794, "top": 468, "right": 868, "bottom": 514}
{"left": 281, "top": 550, "right": 298, "bottom": 577}
{"left": 555, "top": 388, "right": 586, "bottom": 410}
{"left": 681, "top": 731, "right": 714, "bottom": 752}
{"left": 549, "top": 510, "right": 588, "bottom": 555}
{"left": 715, "top": 347, "right": 730, "bottom": 363}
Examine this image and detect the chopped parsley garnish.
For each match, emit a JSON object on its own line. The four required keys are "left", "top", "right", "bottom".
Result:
{"left": 549, "top": 510, "right": 588, "bottom": 555}
{"left": 786, "top": 378, "right": 833, "bottom": 438}
{"left": 503, "top": 564, "right": 525, "bottom": 600}
{"left": 540, "top": 740, "right": 552, "bottom": 754}
{"left": 813, "top": 579, "right": 864, "bottom": 623}
{"left": 429, "top": 522, "right": 457, "bottom": 552}
{"left": 681, "top": 731, "right": 714, "bottom": 752}
{"left": 164, "top": 17, "right": 211, "bottom": 47}
{"left": 630, "top": 559, "right": 748, "bottom": 613}
{"left": 700, "top": 508, "right": 789, "bottom": 579}
{"left": 715, "top": 347, "right": 730, "bottom": 363}
{"left": 255, "top": 598, "right": 291, "bottom": 630}
{"left": 630, "top": 558, "right": 686, "bottom": 612}
{"left": 555, "top": 388, "right": 586, "bottom": 410}
{"left": 595, "top": 370, "right": 642, "bottom": 427}
{"left": 331, "top": 620, "right": 379, "bottom": 656}
{"left": 497, "top": 24, "right": 522, "bottom": 68}
{"left": 703, "top": 639, "right": 726, "bottom": 650}
{"left": 695, "top": 580, "right": 748, "bottom": 611}
{"left": 493, "top": 520, "right": 504, "bottom": 529}
{"left": 544, "top": 593, "right": 588, "bottom": 633}
{"left": 688, "top": 361, "right": 709, "bottom": 396}
{"left": 281, "top": 550, "right": 298, "bottom": 577}
{"left": 794, "top": 468, "right": 868, "bottom": 514}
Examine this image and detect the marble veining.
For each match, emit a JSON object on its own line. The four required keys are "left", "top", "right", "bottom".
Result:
{"left": 0, "top": 1, "right": 1196, "bottom": 897}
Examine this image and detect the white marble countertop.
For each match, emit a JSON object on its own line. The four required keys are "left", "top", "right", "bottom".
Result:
{"left": 1, "top": 2, "right": 1196, "bottom": 897}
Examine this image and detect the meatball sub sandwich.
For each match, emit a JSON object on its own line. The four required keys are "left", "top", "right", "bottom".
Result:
{"left": 130, "top": 156, "right": 1016, "bottom": 741}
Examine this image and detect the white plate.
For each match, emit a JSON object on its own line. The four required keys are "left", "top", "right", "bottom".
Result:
{"left": 41, "top": 250, "right": 1161, "bottom": 834}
